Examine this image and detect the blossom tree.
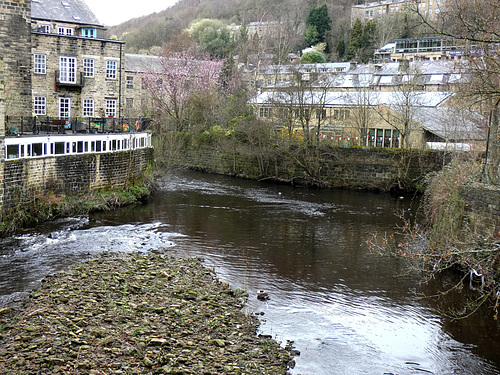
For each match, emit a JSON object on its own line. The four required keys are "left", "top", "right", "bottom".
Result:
{"left": 142, "top": 50, "right": 225, "bottom": 133}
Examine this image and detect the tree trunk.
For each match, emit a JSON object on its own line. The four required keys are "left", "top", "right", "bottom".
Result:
{"left": 486, "top": 108, "right": 500, "bottom": 184}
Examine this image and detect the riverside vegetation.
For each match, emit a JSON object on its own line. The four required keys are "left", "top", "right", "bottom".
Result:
{"left": 0, "top": 251, "right": 294, "bottom": 374}
{"left": 0, "top": 183, "right": 151, "bottom": 235}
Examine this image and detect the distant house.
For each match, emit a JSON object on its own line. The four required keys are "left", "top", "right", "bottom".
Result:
{"left": 250, "top": 60, "right": 486, "bottom": 150}
{"left": 351, "top": 0, "right": 443, "bottom": 26}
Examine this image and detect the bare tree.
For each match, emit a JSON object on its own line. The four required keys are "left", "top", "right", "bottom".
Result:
{"left": 412, "top": 0, "right": 500, "bottom": 183}
{"left": 376, "top": 64, "right": 425, "bottom": 149}
{"left": 346, "top": 88, "right": 379, "bottom": 145}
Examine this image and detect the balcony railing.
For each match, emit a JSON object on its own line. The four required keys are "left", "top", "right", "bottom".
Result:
{"left": 55, "top": 70, "right": 85, "bottom": 90}
{"left": 4, "top": 116, "right": 150, "bottom": 137}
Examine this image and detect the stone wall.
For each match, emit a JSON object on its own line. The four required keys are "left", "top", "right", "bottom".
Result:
{"left": 0, "top": 0, "right": 32, "bottom": 117}
{"left": 172, "top": 146, "right": 446, "bottom": 192}
{"left": 1, "top": 148, "right": 153, "bottom": 214}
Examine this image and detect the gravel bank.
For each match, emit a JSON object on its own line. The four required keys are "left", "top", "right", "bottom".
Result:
{"left": 0, "top": 251, "right": 294, "bottom": 374}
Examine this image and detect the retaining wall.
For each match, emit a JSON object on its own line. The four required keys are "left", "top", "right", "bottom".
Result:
{"left": 0, "top": 147, "right": 153, "bottom": 214}
{"left": 173, "top": 146, "right": 448, "bottom": 191}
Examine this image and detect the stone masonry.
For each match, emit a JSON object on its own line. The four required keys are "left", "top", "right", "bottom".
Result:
{"left": 31, "top": 32, "right": 125, "bottom": 118}
{"left": 1, "top": 148, "right": 153, "bottom": 214}
{"left": 0, "top": 0, "right": 32, "bottom": 117}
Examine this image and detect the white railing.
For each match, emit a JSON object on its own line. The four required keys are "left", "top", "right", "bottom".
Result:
{"left": 4, "top": 132, "right": 152, "bottom": 160}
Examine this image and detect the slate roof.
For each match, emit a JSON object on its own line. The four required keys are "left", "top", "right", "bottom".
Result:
{"left": 125, "top": 54, "right": 163, "bottom": 74}
{"left": 413, "top": 107, "right": 486, "bottom": 141}
{"left": 253, "top": 90, "right": 454, "bottom": 108}
{"left": 31, "top": 0, "right": 101, "bottom": 26}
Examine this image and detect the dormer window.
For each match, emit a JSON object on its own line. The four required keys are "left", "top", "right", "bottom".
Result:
{"left": 61, "top": 1, "right": 70, "bottom": 7}
{"left": 81, "top": 28, "right": 97, "bottom": 38}
{"left": 73, "top": 15, "right": 81, "bottom": 21}
{"left": 58, "top": 27, "right": 74, "bottom": 36}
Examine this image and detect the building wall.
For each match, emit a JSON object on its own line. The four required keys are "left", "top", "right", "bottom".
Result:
{"left": 31, "top": 33, "right": 125, "bottom": 119}
{"left": 123, "top": 72, "right": 150, "bottom": 118}
{"left": 351, "top": 0, "right": 441, "bottom": 25}
{"left": 1, "top": 147, "right": 153, "bottom": 214}
{"left": 0, "top": 0, "right": 32, "bottom": 117}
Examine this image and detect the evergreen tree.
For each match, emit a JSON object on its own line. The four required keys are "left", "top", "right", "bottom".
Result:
{"left": 305, "top": 4, "right": 331, "bottom": 47}
{"left": 360, "top": 20, "right": 377, "bottom": 62}
{"left": 336, "top": 39, "right": 346, "bottom": 60}
{"left": 346, "top": 18, "right": 363, "bottom": 60}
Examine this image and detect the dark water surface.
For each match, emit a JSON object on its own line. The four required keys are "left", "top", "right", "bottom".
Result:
{"left": 1, "top": 169, "right": 499, "bottom": 374}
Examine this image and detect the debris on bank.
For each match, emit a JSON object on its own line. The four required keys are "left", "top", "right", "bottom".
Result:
{"left": 0, "top": 251, "right": 294, "bottom": 374}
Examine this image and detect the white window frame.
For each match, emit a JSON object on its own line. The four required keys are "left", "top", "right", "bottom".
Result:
{"left": 106, "top": 60, "right": 117, "bottom": 80}
{"left": 59, "top": 56, "right": 77, "bottom": 84}
{"left": 83, "top": 99, "right": 94, "bottom": 118}
{"left": 39, "top": 24, "right": 50, "bottom": 33}
{"left": 83, "top": 58, "right": 94, "bottom": 77}
{"left": 105, "top": 99, "right": 117, "bottom": 118}
{"left": 59, "top": 97, "right": 71, "bottom": 119}
{"left": 34, "top": 54, "right": 46, "bottom": 74}
{"left": 33, "top": 96, "right": 46, "bottom": 115}
{"left": 58, "top": 27, "right": 74, "bottom": 36}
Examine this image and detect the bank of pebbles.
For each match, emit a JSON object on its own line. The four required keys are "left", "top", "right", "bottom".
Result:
{"left": 0, "top": 251, "right": 295, "bottom": 374}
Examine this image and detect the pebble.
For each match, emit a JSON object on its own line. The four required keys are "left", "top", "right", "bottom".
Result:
{"left": 0, "top": 252, "right": 295, "bottom": 374}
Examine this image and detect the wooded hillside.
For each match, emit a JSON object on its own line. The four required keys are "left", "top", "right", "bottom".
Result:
{"left": 107, "top": 0, "right": 356, "bottom": 56}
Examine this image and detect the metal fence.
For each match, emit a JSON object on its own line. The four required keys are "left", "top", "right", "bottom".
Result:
{"left": 4, "top": 116, "right": 151, "bottom": 136}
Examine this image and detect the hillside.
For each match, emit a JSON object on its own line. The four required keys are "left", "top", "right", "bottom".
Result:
{"left": 107, "top": 0, "right": 356, "bottom": 55}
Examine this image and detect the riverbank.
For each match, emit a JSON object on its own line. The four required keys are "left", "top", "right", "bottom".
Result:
{"left": 0, "top": 251, "right": 294, "bottom": 374}
{"left": 0, "top": 184, "right": 151, "bottom": 235}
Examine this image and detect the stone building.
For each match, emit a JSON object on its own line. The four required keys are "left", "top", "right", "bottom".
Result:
{"left": 0, "top": 1, "right": 32, "bottom": 119}
{"left": 30, "top": 0, "right": 125, "bottom": 121}
{"left": 351, "top": 0, "right": 443, "bottom": 25}
{"left": 0, "top": 0, "right": 33, "bottom": 173}
{"left": 250, "top": 60, "right": 487, "bottom": 150}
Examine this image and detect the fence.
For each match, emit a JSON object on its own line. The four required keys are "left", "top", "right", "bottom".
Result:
{"left": 4, "top": 116, "right": 151, "bottom": 136}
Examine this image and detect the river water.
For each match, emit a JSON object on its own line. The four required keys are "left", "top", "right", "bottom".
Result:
{"left": 1, "top": 169, "right": 499, "bottom": 374}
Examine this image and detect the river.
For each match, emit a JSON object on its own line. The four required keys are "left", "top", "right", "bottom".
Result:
{"left": 0, "top": 169, "right": 499, "bottom": 374}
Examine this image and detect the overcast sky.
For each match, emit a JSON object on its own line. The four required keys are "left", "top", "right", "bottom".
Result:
{"left": 85, "top": 0, "right": 179, "bottom": 26}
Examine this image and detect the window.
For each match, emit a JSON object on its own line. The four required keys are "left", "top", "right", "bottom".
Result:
{"left": 368, "top": 128, "right": 400, "bottom": 148}
{"left": 83, "top": 99, "right": 94, "bottom": 117}
{"left": 126, "top": 98, "right": 134, "bottom": 109}
{"left": 105, "top": 99, "right": 117, "bottom": 117}
{"left": 33, "top": 96, "right": 46, "bottom": 115}
{"left": 316, "top": 109, "right": 326, "bottom": 120}
{"left": 59, "top": 97, "right": 70, "bottom": 119}
{"left": 58, "top": 27, "right": 74, "bottom": 36}
{"left": 278, "top": 108, "right": 289, "bottom": 118}
{"left": 81, "top": 28, "right": 96, "bottom": 38}
{"left": 106, "top": 60, "right": 117, "bottom": 79}
{"left": 34, "top": 54, "right": 46, "bottom": 74}
{"left": 259, "top": 107, "right": 272, "bottom": 118}
{"left": 59, "top": 56, "right": 77, "bottom": 83}
{"left": 39, "top": 24, "right": 50, "bottom": 33}
{"left": 83, "top": 58, "right": 94, "bottom": 77}
{"left": 333, "top": 109, "right": 350, "bottom": 120}
{"left": 126, "top": 76, "right": 134, "bottom": 88}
